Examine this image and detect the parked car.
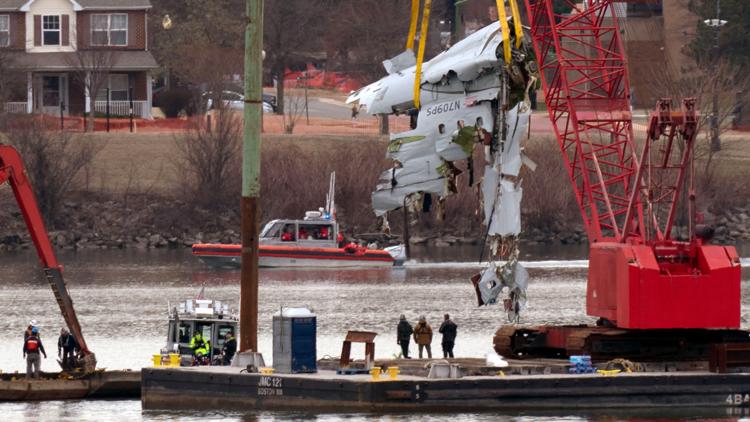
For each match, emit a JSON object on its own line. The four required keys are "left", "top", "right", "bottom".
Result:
{"left": 203, "top": 91, "right": 274, "bottom": 113}
{"left": 262, "top": 93, "right": 277, "bottom": 112}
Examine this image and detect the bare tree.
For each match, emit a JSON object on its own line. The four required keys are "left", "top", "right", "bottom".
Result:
{"left": 0, "top": 50, "right": 24, "bottom": 125}
{"left": 648, "top": 59, "right": 749, "bottom": 138}
{"left": 323, "top": 0, "right": 446, "bottom": 83}
{"left": 66, "top": 50, "right": 119, "bottom": 132}
{"left": 648, "top": 59, "right": 750, "bottom": 220}
{"left": 173, "top": 109, "right": 241, "bottom": 209}
{"left": 283, "top": 90, "right": 306, "bottom": 134}
{"left": 264, "top": 0, "right": 327, "bottom": 114}
{"left": 2, "top": 116, "right": 102, "bottom": 227}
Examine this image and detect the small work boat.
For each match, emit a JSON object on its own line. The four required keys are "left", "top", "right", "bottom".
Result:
{"left": 158, "top": 297, "right": 239, "bottom": 366}
{"left": 192, "top": 173, "right": 405, "bottom": 269}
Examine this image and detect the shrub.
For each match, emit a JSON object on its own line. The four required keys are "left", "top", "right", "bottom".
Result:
{"left": 157, "top": 89, "right": 193, "bottom": 118}
{"left": 173, "top": 110, "right": 242, "bottom": 210}
{"left": 1, "top": 116, "right": 101, "bottom": 227}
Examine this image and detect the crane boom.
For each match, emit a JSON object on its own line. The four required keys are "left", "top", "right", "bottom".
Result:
{"left": 522, "top": 0, "right": 740, "bottom": 329}
{"left": 0, "top": 145, "right": 95, "bottom": 370}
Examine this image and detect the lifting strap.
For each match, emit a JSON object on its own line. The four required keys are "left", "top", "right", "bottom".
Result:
{"left": 406, "top": 0, "right": 420, "bottom": 51}
{"left": 495, "top": 0, "right": 511, "bottom": 66}
{"left": 413, "top": 0, "right": 432, "bottom": 109}
{"left": 509, "top": 0, "right": 523, "bottom": 48}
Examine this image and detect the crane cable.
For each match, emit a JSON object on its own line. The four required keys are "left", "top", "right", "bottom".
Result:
{"left": 412, "top": 0, "right": 432, "bottom": 110}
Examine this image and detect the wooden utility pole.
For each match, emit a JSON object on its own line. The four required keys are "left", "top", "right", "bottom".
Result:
{"left": 240, "top": 0, "right": 263, "bottom": 353}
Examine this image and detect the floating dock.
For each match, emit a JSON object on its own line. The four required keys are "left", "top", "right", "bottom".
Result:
{"left": 0, "top": 370, "right": 140, "bottom": 401}
{"left": 141, "top": 361, "right": 750, "bottom": 411}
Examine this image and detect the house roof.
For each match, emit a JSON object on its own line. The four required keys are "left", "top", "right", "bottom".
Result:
{"left": 0, "top": 0, "right": 25, "bottom": 11}
{"left": 75, "top": 0, "right": 152, "bottom": 10}
{"left": 0, "top": 0, "right": 152, "bottom": 11}
{"left": 6, "top": 51, "right": 159, "bottom": 70}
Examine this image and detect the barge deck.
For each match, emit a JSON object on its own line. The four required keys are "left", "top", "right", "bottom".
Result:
{"left": 0, "top": 370, "right": 140, "bottom": 401}
{"left": 141, "top": 365, "right": 750, "bottom": 411}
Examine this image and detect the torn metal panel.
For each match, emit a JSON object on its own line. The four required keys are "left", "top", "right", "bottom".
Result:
{"left": 499, "top": 104, "right": 529, "bottom": 177}
{"left": 383, "top": 49, "right": 416, "bottom": 75}
{"left": 372, "top": 178, "right": 445, "bottom": 217}
{"left": 489, "top": 180, "right": 522, "bottom": 237}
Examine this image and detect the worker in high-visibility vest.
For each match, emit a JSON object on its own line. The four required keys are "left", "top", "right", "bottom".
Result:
{"left": 24, "top": 327, "right": 47, "bottom": 379}
{"left": 189, "top": 332, "right": 210, "bottom": 359}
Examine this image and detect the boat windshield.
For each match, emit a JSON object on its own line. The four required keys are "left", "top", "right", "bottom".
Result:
{"left": 261, "top": 222, "right": 285, "bottom": 239}
{"left": 298, "top": 223, "right": 334, "bottom": 241}
{"left": 178, "top": 322, "right": 192, "bottom": 344}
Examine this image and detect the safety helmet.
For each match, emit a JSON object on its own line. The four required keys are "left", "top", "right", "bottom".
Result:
{"left": 29, "top": 320, "right": 38, "bottom": 327}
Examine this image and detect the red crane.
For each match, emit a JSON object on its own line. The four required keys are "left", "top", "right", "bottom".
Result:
{"left": 0, "top": 145, "right": 96, "bottom": 370}
{"left": 521, "top": 0, "right": 740, "bottom": 330}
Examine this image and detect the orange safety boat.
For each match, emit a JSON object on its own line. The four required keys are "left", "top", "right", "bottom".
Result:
{"left": 192, "top": 218, "right": 403, "bottom": 269}
{"left": 192, "top": 173, "right": 405, "bottom": 269}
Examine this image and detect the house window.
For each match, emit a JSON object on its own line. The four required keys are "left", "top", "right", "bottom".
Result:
{"left": 92, "top": 14, "right": 127, "bottom": 46}
{"left": 42, "top": 15, "right": 60, "bottom": 46}
{"left": 0, "top": 15, "right": 9, "bottom": 47}
{"left": 626, "top": 1, "right": 663, "bottom": 17}
{"left": 109, "top": 74, "right": 129, "bottom": 101}
{"left": 95, "top": 74, "right": 129, "bottom": 101}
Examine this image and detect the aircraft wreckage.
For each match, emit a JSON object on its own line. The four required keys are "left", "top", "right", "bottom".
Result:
{"left": 347, "top": 19, "right": 539, "bottom": 321}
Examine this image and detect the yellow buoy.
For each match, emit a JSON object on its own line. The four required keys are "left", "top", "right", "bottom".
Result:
{"left": 387, "top": 366, "right": 400, "bottom": 380}
{"left": 152, "top": 354, "right": 163, "bottom": 367}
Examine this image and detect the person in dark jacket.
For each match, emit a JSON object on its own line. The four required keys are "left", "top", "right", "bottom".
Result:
{"left": 396, "top": 314, "right": 413, "bottom": 359}
{"left": 438, "top": 313, "right": 458, "bottom": 358}
{"left": 24, "top": 327, "right": 47, "bottom": 379}
{"left": 222, "top": 332, "right": 237, "bottom": 365}
{"left": 57, "top": 328, "right": 79, "bottom": 370}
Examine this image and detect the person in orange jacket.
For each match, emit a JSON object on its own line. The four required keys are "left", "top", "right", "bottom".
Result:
{"left": 281, "top": 225, "right": 295, "bottom": 241}
{"left": 24, "top": 327, "right": 47, "bottom": 379}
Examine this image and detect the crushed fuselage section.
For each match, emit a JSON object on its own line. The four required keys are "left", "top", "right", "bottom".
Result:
{"left": 348, "top": 20, "right": 539, "bottom": 322}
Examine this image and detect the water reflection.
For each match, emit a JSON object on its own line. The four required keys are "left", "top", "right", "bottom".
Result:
{"left": 1, "top": 399, "right": 749, "bottom": 422}
{"left": 0, "top": 247, "right": 749, "bottom": 421}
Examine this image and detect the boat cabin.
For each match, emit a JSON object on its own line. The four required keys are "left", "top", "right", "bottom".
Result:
{"left": 164, "top": 299, "right": 238, "bottom": 365}
{"left": 260, "top": 212, "right": 341, "bottom": 248}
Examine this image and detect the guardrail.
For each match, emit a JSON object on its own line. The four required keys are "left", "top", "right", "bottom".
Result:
{"left": 3, "top": 102, "right": 28, "bottom": 114}
{"left": 94, "top": 101, "right": 150, "bottom": 118}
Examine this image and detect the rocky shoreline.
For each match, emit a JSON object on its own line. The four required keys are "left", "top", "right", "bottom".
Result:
{"left": 0, "top": 197, "right": 746, "bottom": 252}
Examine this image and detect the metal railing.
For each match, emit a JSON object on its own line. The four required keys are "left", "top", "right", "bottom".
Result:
{"left": 3, "top": 102, "right": 28, "bottom": 114}
{"left": 94, "top": 100, "right": 150, "bottom": 118}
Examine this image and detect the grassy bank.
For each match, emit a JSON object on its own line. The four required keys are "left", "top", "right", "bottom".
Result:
{"left": 0, "top": 130, "right": 749, "bottom": 250}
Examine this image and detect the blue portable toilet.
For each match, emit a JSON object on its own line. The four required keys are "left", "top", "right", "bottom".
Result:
{"left": 272, "top": 308, "right": 317, "bottom": 373}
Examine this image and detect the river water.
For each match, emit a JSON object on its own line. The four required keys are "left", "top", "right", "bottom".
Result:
{"left": 1, "top": 244, "right": 750, "bottom": 421}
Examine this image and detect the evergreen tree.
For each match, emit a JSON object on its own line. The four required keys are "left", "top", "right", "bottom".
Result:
{"left": 685, "top": 0, "right": 750, "bottom": 68}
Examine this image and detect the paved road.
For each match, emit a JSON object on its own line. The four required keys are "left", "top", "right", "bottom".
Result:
{"left": 273, "top": 96, "right": 354, "bottom": 120}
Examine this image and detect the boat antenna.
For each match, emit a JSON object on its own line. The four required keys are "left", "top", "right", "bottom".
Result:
{"left": 328, "top": 172, "right": 336, "bottom": 220}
